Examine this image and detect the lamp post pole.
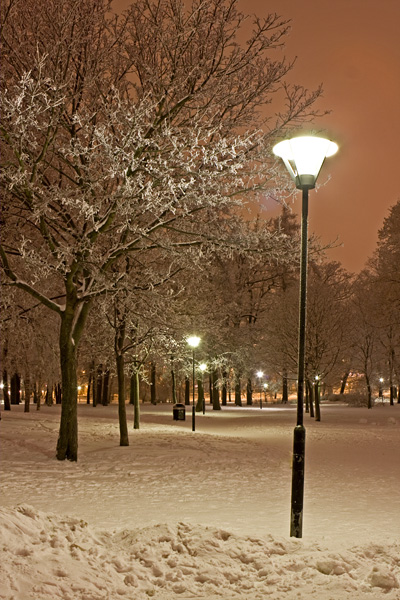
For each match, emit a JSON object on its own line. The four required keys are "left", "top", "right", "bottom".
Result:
{"left": 187, "top": 336, "right": 201, "bottom": 432}
{"left": 290, "top": 185, "right": 308, "bottom": 538}
{"left": 199, "top": 363, "right": 207, "bottom": 414}
{"left": 273, "top": 135, "right": 338, "bottom": 538}
{"left": 192, "top": 348, "right": 196, "bottom": 431}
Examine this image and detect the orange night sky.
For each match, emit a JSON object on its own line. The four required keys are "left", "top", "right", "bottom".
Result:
{"left": 247, "top": 0, "right": 400, "bottom": 273}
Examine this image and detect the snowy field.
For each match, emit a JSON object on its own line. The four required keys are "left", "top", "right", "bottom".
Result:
{"left": 0, "top": 401, "right": 399, "bottom": 599}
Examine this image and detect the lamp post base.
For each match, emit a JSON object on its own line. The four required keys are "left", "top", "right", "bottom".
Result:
{"left": 290, "top": 424, "right": 306, "bottom": 538}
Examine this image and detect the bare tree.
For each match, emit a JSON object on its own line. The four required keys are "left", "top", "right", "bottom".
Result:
{"left": 1, "top": 0, "right": 323, "bottom": 460}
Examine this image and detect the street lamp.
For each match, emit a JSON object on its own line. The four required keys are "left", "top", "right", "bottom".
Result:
{"left": 257, "top": 371, "right": 263, "bottom": 409}
{"left": 187, "top": 336, "right": 201, "bottom": 431}
{"left": 199, "top": 363, "right": 207, "bottom": 414}
{"left": 273, "top": 134, "right": 338, "bottom": 538}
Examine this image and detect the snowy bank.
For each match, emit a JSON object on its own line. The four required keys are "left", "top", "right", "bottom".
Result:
{"left": 1, "top": 504, "right": 399, "bottom": 600}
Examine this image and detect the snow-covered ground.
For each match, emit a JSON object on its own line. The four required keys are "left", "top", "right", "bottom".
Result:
{"left": 1, "top": 401, "right": 399, "bottom": 599}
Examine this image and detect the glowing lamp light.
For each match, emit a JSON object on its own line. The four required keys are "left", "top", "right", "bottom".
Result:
{"left": 199, "top": 363, "right": 207, "bottom": 372}
{"left": 256, "top": 371, "right": 263, "bottom": 379}
{"left": 187, "top": 336, "right": 201, "bottom": 348}
{"left": 273, "top": 136, "right": 338, "bottom": 190}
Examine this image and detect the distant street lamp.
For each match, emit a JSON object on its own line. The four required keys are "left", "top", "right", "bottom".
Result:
{"left": 273, "top": 134, "right": 338, "bottom": 538}
{"left": 199, "top": 363, "right": 207, "bottom": 414}
{"left": 187, "top": 336, "right": 201, "bottom": 431}
{"left": 257, "top": 371, "right": 263, "bottom": 409}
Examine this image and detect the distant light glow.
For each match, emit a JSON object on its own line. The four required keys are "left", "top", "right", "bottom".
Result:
{"left": 199, "top": 363, "right": 207, "bottom": 372}
{"left": 256, "top": 371, "right": 263, "bottom": 378}
{"left": 187, "top": 336, "right": 201, "bottom": 348}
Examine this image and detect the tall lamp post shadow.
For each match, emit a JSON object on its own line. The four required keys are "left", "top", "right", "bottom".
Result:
{"left": 273, "top": 135, "right": 338, "bottom": 538}
{"left": 187, "top": 336, "right": 201, "bottom": 432}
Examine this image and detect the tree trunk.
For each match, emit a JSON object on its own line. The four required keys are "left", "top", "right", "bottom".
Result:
{"left": 35, "top": 383, "right": 42, "bottom": 411}
{"left": 116, "top": 352, "right": 129, "bottom": 446}
{"left": 56, "top": 313, "right": 79, "bottom": 461}
{"left": 45, "top": 383, "right": 53, "bottom": 406}
{"left": 150, "top": 362, "right": 156, "bottom": 405}
{"left": 212, "top": 370, "right": 221, "bottom": 410}
{"left": 102, "top": 369, "right": 110, "bottom": 405}
{"left": 305, "top": 381, "right": 309, "bottom": 413}
{"left": 365, "top": 373, "right": 372, "bottom": 409}
{"left": 3, "top": 370, "right": 11, "bottom": 411}
{"left": 221, "top": 372, "right": 227, "bottom": 406}
{"left": 246, "top": 378, "right": 252, "bottom": 405}
{"left": 55, "top": 383, "right": 62, "bottom": 404}
{"left": 130, "top": 372, "right": 140, "bottom": 429}
{"left": 11, "top": 373, "right": 21, "bottom": 404}
{"left": 95, "top": 364, "right": 103, "bottom": 407}
{"left": 185, "top": 376, "right": 190, "bottom": 406}
{"left": 314, "top": 380, "right": 321, "bottom": 422}
{"left": 171, "top": 358, "right": 177, "bottom": 404}
{"left": 196, "top": 377, "right": 204, "bottom": 412}
{"left": 340, "top": 371, "right": 349, "bottom": 394}
{"left": 87, "top": 364, "right": 93, "bottom": 405}
{"left": 307, "top": 380, "right": 314, "bottom": 418}
{"left": 235, "top": 378, "right": 242, "bottom": 406}
{"left": 24, "top": 376, "right": 31, "bottom": 413}
{"left": 282, "top": 370, "right": 288, "bottom": 403}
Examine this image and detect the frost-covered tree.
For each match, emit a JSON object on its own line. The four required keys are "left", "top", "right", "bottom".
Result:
{"left": 1, "top": 0, "right": 323, "bottom": 460}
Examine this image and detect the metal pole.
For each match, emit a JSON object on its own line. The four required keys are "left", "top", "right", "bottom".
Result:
{"left": 290, "top": 186, "right": 308, "bottom": 538}
{"left": 192, "top": 349, "right": 196, "bottom": 432}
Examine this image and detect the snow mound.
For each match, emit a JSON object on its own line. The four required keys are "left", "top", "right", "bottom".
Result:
{"left": 0, "top": 505, "right": 399, "bottom": 600}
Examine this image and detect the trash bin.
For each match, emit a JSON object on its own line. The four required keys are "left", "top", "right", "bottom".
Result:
{"left": 173, "top": 403, "right": 186, "bottom": 421}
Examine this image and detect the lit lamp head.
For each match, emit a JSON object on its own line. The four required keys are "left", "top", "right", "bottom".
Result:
{"left": 257, "top": 371, "right": 263, "bottom": 379}
{"left": 199, "top": 363, "right": 207, "bottom": 372}
{"left": 273, "top": 135, "right": 338, "bottom": 190}
{"left": 187, "top": 335, "right": 201, "bottom": 349}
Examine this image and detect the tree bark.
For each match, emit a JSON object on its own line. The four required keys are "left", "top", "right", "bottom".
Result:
{"left": 196, "top": 377, "right": 204, "bottom": 412}
{"left": 3, "top": 370, "right": 10, "bottom": 411}
{"left": 56, "top": 293, "right": 90, "bottom": 461}
{"left": 235, "top": 378, "right": 242, "bottom": 406}
{"left": 56, "top": 311, "right": 79, "bottom": 461}
{"left": 150, "top": 362, "right": 156, "bottom": 405}
{"left": 11, "top": 373, "right": 20, "bottom": 404}
{"left": 314, "top": 380, "right": 321, "bottom": 422}
{"left": 222, "top": 372, "right": 227, "bottom": 406}
{"left": 282, "top": 371, "right": 288, "bottom": 403}
{"left": 340, "top": 371, "right": 349, "bottom": 394}
{"left": 185, "top": 376, "right": 190, "bottom": 406}
{"left": 130, "top": 372, "right": 140, "bottom": 429}
{"left": 307, "top": 380, "right": 314, "bottom": 418}
{"left": 246, "top": 378, "right": 252, "bottom": 406}
{"left": 212, "top": 369, "right": 221, "bottom": 410}
{"left": 365, "top": 373, "right": 372, "bottom": 409}
{"left": 102, "top": 369, "right": 110, "bottom": 405}
{"left": 116, "top": 352, "right": 129, "bottom": 446}
{"left": 24, "top": 375, "right": 31, "bottom": 413}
